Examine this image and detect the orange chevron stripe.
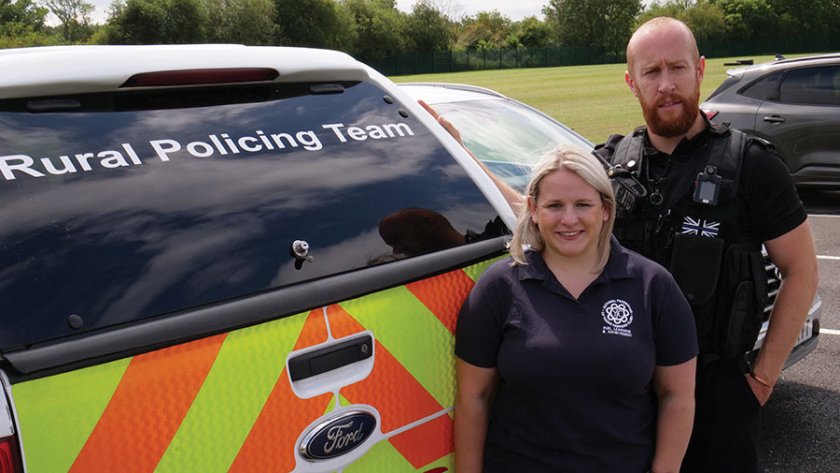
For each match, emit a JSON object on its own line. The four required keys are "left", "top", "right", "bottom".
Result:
{"left": 293, "top": 308, "right": 329, "bottom": 350}
{"left": 229, "top": 310, "right": 332, "bottom": 473}
{"left": 69, "top": 333, "right": 227, "bottom": 473}
{"left": 406, "top": 269, "right": 475, "bottom": 335}
{"left": 389, "top": 413, "right": 453, "bottom": 469}
{"left": 327, "top": 303, "right": 368, "bottom": 340}
{"left": 327, "top": 305, "right": 443, "bottom": 433}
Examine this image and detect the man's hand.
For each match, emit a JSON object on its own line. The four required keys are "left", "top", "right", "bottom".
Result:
{"left": 417, "top": 99, "right": 525, "bottom": 213}
{"left": 745, "top": 373, "right": 773, "bottom": 406}
{"left": 418, "top": 100, "right": 465, "bottom": 145}
{"left": 754, "top": 220, "right": 818, "bottom": 404}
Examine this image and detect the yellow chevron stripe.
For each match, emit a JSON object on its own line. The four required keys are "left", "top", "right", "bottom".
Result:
{"left": 339, "top": 285, "right": 455, "bottom": 408}
{"left": 154, "top": 310, "right": 309, "bottom": 473}
{"left": 462, "top": 255, "right": 507, "bottom": 282}
{"left": 13, "top": 358, "right": 132, "bottom": 473}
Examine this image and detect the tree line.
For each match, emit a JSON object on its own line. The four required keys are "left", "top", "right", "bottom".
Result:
{"left": 2, "top": 0, "right": 839, "bottom": 63}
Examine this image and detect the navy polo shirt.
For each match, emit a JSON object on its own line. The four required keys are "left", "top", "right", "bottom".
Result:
{"left": 455, "top": 238, "right": 697, "bottom": 473}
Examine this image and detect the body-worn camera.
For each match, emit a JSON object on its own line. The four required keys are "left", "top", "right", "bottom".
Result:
{"left": 693, "top": 165, "right": 724, "bottom": 205}
{"left": 593, "top": 151, "right": 648, "bottom": 213}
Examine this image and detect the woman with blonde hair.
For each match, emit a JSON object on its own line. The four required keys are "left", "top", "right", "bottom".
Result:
{"left": 455, "top": 145, "right": 698, "bottom": 473}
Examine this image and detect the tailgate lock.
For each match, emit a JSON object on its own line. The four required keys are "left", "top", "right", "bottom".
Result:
{"left": 291, "top": 240, "right": 313, "bottom": 269}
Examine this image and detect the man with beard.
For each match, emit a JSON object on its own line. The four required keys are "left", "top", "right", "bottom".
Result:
{"left": 595, "top": 17, "right": 818, "bottom": 473}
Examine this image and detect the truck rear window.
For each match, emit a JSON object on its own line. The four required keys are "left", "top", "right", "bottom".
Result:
{"left": 0, "top": 81, "right": 503, "bottom": 349}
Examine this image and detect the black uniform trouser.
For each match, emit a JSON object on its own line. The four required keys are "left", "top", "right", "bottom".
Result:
{"left": 681, "top": 357, "right": 763, "bottom": 473}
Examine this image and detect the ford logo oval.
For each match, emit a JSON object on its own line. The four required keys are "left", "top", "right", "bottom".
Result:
{"left": 299, "top": 410, "right": 377, "bottom": 461}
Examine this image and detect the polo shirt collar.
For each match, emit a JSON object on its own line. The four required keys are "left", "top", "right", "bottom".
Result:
{"left": 518, "top": 236, "right": 636, "bottom": 285}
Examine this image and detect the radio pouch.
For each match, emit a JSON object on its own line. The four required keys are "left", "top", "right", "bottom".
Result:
{"left": 718, "top": 246, "right": 768, "bottom": 357}
{"left": 669, "top": 233, "right": 724, "bottom": 352}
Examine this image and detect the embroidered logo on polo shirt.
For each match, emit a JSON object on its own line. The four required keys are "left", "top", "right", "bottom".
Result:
{"left": 602, "top": 299, "right": 634, "bottom": 337}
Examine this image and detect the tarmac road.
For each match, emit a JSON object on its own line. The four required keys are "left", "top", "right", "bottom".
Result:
{"left": 759, "top": 190, "right": 840, "bottom": 472}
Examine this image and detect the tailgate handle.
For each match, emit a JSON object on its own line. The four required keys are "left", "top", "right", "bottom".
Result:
{"left": 288, "top": 334, "right": 373, "bottom": 381}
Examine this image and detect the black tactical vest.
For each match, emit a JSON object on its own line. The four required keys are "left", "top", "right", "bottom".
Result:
{"left": 595, "top": 124, "right": 769, "bottom": 358}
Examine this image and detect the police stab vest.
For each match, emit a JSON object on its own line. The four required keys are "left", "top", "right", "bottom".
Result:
{"left": 596, "top": 124, "right": 769, "bottom": 358}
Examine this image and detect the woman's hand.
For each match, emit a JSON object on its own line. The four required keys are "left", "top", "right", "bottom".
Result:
{"left": 454, "top": 357, "right": 499, "bottom": 473}
{"left": 651, "top": 358, "right": 697, "bottom": 473}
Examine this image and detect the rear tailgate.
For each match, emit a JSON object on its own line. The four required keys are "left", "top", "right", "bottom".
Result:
{"left": 9, "top": 252, "right": 504, "bottom": 472}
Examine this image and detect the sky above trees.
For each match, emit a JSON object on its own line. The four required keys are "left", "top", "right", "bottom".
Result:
{"left": 395, "top": 0, "right": 550, "bottom": 20}
{"left": 77, "top": 0, "right": 655, "bottom": 25}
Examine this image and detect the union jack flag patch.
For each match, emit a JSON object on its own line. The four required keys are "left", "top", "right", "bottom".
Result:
{"left": 681, "top": 216, "right": 720, "bottom": 237}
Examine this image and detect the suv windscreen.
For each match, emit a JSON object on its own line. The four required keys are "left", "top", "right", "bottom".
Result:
{"left": 429, "top": 98, "right": 593, "bottom": 193}
{"left": 0, "top": 81, "right": 504, "bottom": 349}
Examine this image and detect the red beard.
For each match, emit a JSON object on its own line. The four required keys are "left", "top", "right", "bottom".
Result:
{"left": 640, "top": 86, "right": 701, "bottom": 138}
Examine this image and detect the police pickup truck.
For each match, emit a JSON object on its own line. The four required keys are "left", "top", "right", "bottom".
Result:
{"left": 0, "top": 45, "right": 515, "bottom": 473}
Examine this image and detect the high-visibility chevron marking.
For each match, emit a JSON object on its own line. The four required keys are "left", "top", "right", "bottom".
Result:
{"left": 327, "top": 303, "right": 366, "bottom": 340}
{"left": 383, "top": 407, "right": 452, "bottom": 439}
{"left": 13, "top": 257, "right": 498, "bottom": 473}
{"left": 229, "top": 310, "right": 332, "bottom": 473}
{"left": 343, "top": 337, "right": 443, "bottom": 433}
{"left": 388, "top": 412, "right": 453, "bottom": 469}
{"left": 327, "top": 305, "right": 443, "bottom": 436}
{"left": 424, "top": 464, "right": 453, "bottom": 473}
{"left": 462, "top": 255, "right": 506, "bottom": 283}
{"left": 13, "top": 358, "right": 131, "bottom": 473}
{"left": 338, "top": 287, "right": 455, "bottom": 408}
{"left": 68, "top": 333, "right": 227, "bottom": 473}
{"left": 294, "top": 308, "right": 330, "bottom": 349}
{"left": 342, "top": 433, "right": 416, "bottom": 473}
{"left": 406, "top": 269, "right": 476, "bottom": 335}
{"left": 154, "top": 311, "right": 309, "bottom": 473}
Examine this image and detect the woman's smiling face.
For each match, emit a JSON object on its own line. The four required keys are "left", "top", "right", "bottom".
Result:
{"left": 529, "top": 168, "right": 609, "bottom": 264}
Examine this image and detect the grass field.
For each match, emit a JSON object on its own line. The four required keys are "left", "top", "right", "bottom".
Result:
{"left": 391, "top": 54, "right": 805, "bottom": 144}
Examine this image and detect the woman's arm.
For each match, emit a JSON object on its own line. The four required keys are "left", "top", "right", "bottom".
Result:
{"left": 651, "top": 358, "right": 696, "bottom": 473}
{"left": 455, "top": 357, "right": 499, "bottom": 473}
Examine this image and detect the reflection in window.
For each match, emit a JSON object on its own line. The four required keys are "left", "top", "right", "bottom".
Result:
{"left": 0, "top": 81, "right": 504, "bottom": 348}
{"left": 377, "top": 208, "right": 504, "bottom": 259}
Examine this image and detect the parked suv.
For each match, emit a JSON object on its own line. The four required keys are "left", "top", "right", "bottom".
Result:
{"left": 0, "top": 45, "right": 516, "bottom": 473}
{"left": 701, "top": 53, "right": 840, "bottom": 188}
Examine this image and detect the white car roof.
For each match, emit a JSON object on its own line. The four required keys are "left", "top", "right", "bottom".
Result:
{"left": 399, "top": 82, "right": 508, "bottom": 105}
{"left": 0, "top": 44, "right": 371, "bottom": 99}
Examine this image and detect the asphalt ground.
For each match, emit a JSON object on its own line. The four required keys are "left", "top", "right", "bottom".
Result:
{"left": 759, "top": 190, "right": 840, "bottom": 472}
